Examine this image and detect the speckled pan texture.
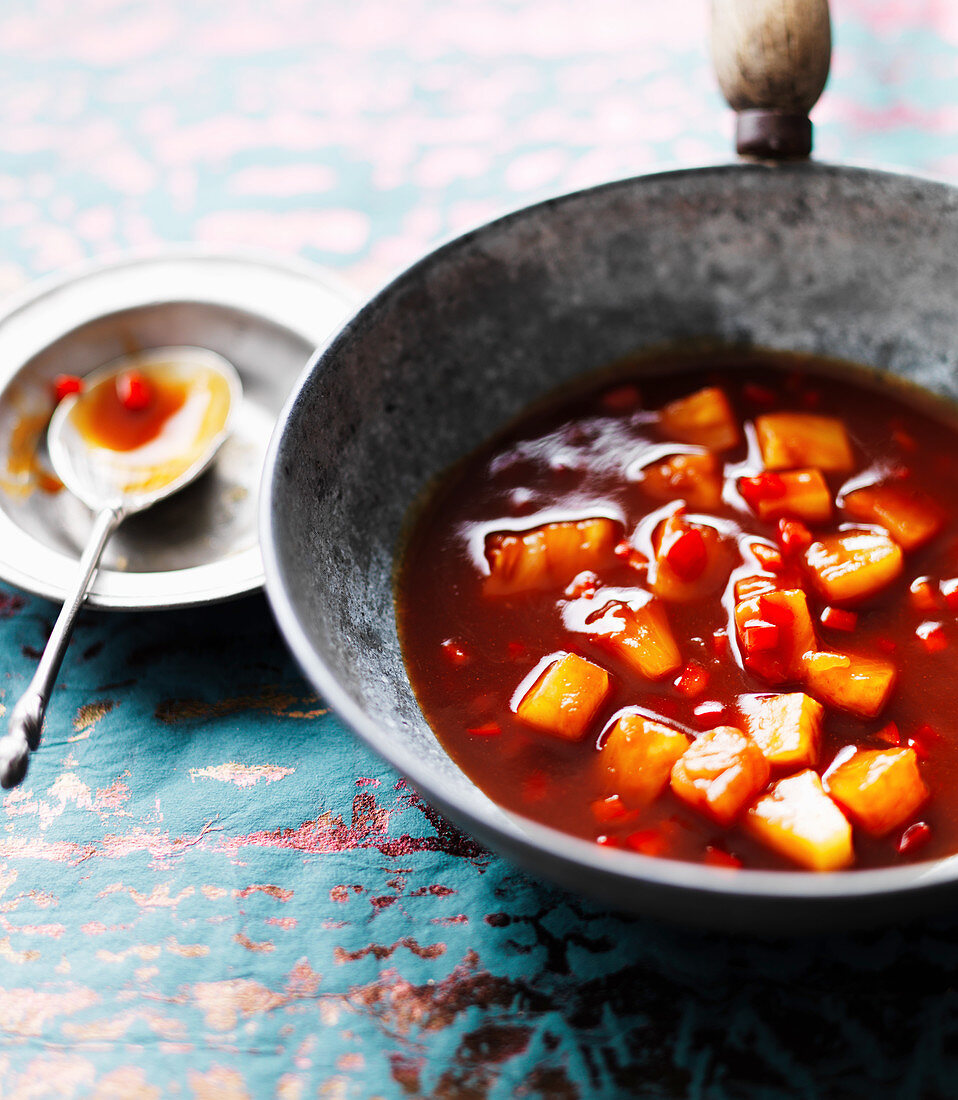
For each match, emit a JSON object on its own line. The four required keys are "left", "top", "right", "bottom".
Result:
{"left": 264, "top": 161, "right": 958, "bottom": 930}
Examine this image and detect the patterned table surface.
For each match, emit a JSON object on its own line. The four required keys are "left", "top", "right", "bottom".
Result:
{"left": 3, "top": 1, "right": 958, "bottom": 1096}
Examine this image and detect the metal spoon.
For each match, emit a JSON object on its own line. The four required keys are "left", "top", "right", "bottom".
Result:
{"left": 0, "top": 346, "right": 242, "bottom": 788}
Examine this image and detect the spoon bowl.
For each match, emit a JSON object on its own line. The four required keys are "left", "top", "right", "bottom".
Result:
{"left": 0, "top": 345, "right": 242, "bottom": 789}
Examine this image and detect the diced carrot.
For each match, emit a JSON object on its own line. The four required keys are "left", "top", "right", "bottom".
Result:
{"left": 514, "top": 652, "right": 611, "bottom": 740}
{"left": 734, "top": 573, "right": 783, "bottom": 602}
{"left": 485, "top": 518, "right": 620, "bottom": 595}
{"left": 824, "top": 746, "right": 929, "bottom": 837}
{"left": 843, "top": 484, "right": 943, "bottom": 552}
{"left": 670, "top": 726, "right": 770, "bottom": 826}
{"left": 651, "top": 512, "right": 732, "bottom": 602}
{"left": 659, "top": 386, "right": 740, "bottom": 451}
{"left": 742, "top": 468, "right": 832, "bottom": 524}
{"left": 751, "top": 543, "right": 785, "bottom": 572}
{"left": 908, "top": 577, "right": 939, "bottom": 613}
{"left": 916, "top": 620, "right": 948, "bottom": 653}
{"left": 601, "top": 713, "right": 690, "bottom": 807}
{"left": 804, "top": 530, "right": 903, "bottom": 604}
{"left": 820, "top": 606, "right": 858, "bottom": 632}
{"left": 898, "top": 821, "right": 932, "bottom": 856}
{"left": 625, "top": 828, "right": 668, "bottom": 856}
{"left": 738, "top": 692, "right": 823, "bottom": 772}
{"left": 802, "top": 650, "right": 897, "bottom": 718}
{"left": 640, "top": 451, "right": 723, "bottom": 510}
{"left": 755, "top": 412, "right": 854, "bottom": 472}
{"left": 734, "top": 588, "right": 816, "bottom": 684}
{"left": 745, "top": 770, "right": 854, "bottom": 871}
{"left": 589, "top": 597, "right": 682, "bottom": 681}
{"left": 711, "top": 628, "right": 730, "bottom": 657}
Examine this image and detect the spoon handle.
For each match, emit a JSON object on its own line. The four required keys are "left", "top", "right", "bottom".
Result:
{"left": 0, "top": 505, "right": 125, "bottom": 789}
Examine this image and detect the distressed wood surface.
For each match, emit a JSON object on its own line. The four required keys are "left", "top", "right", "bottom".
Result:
{"left": 1, "top": 1, "right": 958, "bottom": 1096}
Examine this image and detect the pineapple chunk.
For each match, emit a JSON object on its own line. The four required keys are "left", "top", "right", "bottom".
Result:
{"left": 750, "top": 468, "right": 832, "bottom": 524}
{"left": 802, "top": 650, "right": 897, "bottom": 718}
{"left": 651, "top": 512, "right": 733, "bottom": 603}
{"left": 824, "top": 746, "right": 929, "bottom": 836}
{"left": 746, "top": 770, "right": 853, "bottom": 871}
{"left": 738, "top": 692, "right": 823, "bottom": 772}
{"left": 843, "top": 484, "right": 943, "bottom": 552}
{"left": 659, "top": 387, "right": 740, "bottom": 451}
{"left": 804, "top": 529, "right": 903, "bottom": 604}
{"left": 514, "top": 652, "right": 611, "bottom": 741}
{"left": 670, "top": 726, "right": 770, "bottom": 826}
{"left": 733, "top": 588, "right": 817, "bottom": 684}
{"left": 590, "top": 597, "right": 682, "bottom": 681}
{"left": 756, "top": 412, "right": 854, "bottom": 472}
{"left": 485, "top": 518, "right": 619, "bottom": 595}
{"left": 602, "top": 712, "right": 690, "bottom": 807}
{"left": 640, "top": 451, "right": 723, "bottom": 510}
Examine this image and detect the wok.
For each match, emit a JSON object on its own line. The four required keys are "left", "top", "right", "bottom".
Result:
{"left": 261, "top": 0, "right": 958, "bottom": 931}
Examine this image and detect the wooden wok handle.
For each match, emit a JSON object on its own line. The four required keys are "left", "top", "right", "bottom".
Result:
{"left": 711, "top": 0, "right": 831, "bottom": 160}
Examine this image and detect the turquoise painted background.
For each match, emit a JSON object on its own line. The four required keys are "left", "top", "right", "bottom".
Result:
{"left": 1, "top": 1, "right": 958, "bottom": 1095}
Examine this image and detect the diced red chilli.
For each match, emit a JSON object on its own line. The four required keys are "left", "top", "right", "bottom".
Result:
{"left": 591, "top": 795, "right": 630, "bottom": 823}
{"left": 53, "top": 374, "right": 83, "bottom": 403}
{"left": 116, "top": 369, "right": 152, "bottom": 411}
{"left": 940, "top": 578, "right": 958, "bottom": 611}
{"left": 704, "top": 845, "right": 743, "bottom": 869}
{"left": 665, "top": 528, "right": 707, "bottom": 582}
{"left": 693, "top": 700, "right": 731, "bottom": 727}
{"left": 742, "top": 382, "right": 777, "bottom": 407}
{"left": 778, "top": 518, "right": 812, "bottom": 555}
{"left": 441, "top": 638, "right": 470, "bottom": 665}
{"left": 820, "top": 606, "right": 858, "bottom": 632}
{"left": 743, "top": 620, "right": 780, "bottom": 652}
{"left": 674, "top": 661, "right": 709, "bottom": 698}
{"left": 909, "top": 578, "right": 939, "bottom": 613}
{"left": 874, "top": 721, "right": 902, "bottom": 747}
{"left": 897, "top": 822, "right": 932, "bottom": 856}
{"left": 601, "top": 384, "right": 641, "bottom": 411}
{"left": 596, "top": 834, "right": 622, "bottom": 848}
{"left": 711, "top": 628, "right": 730, "bottom": 658}
{"left": 916, "top": 620, "right": 947, "bottom": 653}
{"left": 625, "top": 829, "right": 666, "bottom": 856}
{"left": 759, "top": 594, "right": 795, "bottom": 627}
{"left": 507, "top": 641, "right": 526, "bottom": 660}
{"left": 739, "top": 472, "right": 787, "bottom": 512}
{"left": 467, "top": 721, "right": 502, "bottom": 737}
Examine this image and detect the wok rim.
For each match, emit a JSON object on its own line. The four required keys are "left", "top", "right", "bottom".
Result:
{"left": 260, "top": 160, "right": 958, "bottom": 918}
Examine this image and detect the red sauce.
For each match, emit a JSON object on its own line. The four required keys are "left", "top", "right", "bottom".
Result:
{"left": 71, "top": 370, "right": 188, "bottom": 451}
{"left": 396, "top": 350, "right": 958, "bottom": 872}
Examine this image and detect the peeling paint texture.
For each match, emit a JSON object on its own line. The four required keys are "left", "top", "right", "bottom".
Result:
{"left": 1, "top": 0, "right": 958, "bottom": 1096}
